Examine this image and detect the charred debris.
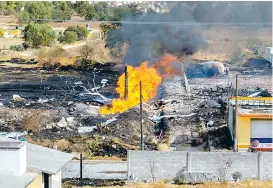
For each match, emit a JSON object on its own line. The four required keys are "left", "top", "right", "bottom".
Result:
{"left": 1, "top": 59, "right": 271, "bottom": 156}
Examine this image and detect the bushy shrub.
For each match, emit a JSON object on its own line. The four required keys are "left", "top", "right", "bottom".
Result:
{"left": 73, "top": 58, "right": 96, "bottom": 69}
{"left": 0, "top": 28, "right": 4, "bottom": 37}
{"left": 58, "top": 31, "right": 77, "bottom": 44}
{"left": 9, "top": 44, "right": 26, "bottom": 51}
{"left": 22, "top": 111, "right": 53, "bottom": 133}
{"left": 64, "top": 26, "right": 88, "bottom": 41}
{"left": 174, "top": 177, "right": 184, "bottom": 185}
{"left": 23, "top": 22, "right": 56, "bottom": 48}
{"left": 79, "top": 42, "right": 95, "bottom": 58}
{"left": 156, "top": 143, "right": 169, "bottom": 151}
{"left": 37, "top": 46, "right": 68, "bottom": 68}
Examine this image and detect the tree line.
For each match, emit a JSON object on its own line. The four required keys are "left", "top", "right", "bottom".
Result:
{"left": 0, "top": 2, "right": 271, "bottom": 24}
{"left": 0, "top": 2, "right": 144, "bottom": 22}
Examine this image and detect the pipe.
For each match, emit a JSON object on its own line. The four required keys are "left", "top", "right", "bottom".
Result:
{"left": 124, "top": 63, "right": 128, "bottom": 100}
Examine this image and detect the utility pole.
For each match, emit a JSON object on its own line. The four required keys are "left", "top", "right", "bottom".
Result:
{"left": 124, "top": 63, "right": 128, "bottom": 100}
{"left": 234, "top": 75, "right": 239, "bottom": 152}
{"left": 140, "top": 81, "right": 144, "bottom": 151}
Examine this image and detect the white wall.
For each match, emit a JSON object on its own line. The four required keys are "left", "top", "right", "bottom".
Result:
{"left": 19, "top": 143, "right": 27, "bottom": 175}
{"left": 264, "top": 47, "right": 273, "bottom": 63}
{"left": 0, "top": 143, "right": 26, "bottom": 176}
{"left": 49, "top": 170, "right": 62, "bottom": 188}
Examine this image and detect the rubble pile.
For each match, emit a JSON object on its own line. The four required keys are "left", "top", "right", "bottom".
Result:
{"left": 155, "top": 77, "right": 232, "bottom": 151}
{"left": 103, "top": 109, "right": 155, "bottom": 146}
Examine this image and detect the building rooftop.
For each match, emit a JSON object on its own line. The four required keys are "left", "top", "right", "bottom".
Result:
{"left": 238, "top": 107, "right": 272, "bottom": 117}
{"left": 0, "top": 137, "right": 25, "bottom": 149}
{"left": 27, "top": 143, "right": 74, "bottom": 174}
{"left": 0, "top": 172, "right": 38, "bottom": 188}
{"left": 0, "top": 137, "right": 74, "bottom": 175}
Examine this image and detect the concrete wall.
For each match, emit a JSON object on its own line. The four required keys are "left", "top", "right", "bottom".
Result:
{"left": 50, "top": 170, "right": 62, "bottom": 188}
{"left": 0, "top": 143, "right": 26, "bottom": 175}
{"left": 128, "top": 151, "right": 187, "bottom": 180}
{"left": 128, "top": 151, "right": 272, "bottom": 182}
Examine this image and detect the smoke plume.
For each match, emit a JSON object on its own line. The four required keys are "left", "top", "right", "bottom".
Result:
{"left": 106, "top": 2, "right": 272, "bottom": 65}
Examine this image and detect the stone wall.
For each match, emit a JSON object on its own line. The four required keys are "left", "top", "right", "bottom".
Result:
{"left": 128, "top": 151, "right": 187, "bottom": 180}
{"left": 127, "top": 151, "right": 272, "bottom": 182}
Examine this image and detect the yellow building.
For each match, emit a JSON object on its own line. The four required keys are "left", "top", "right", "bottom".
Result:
{"left": 3, "top": 29, "right": 22, "bottom": 38}
{"left": 229, "top": 97, "right": 272, "bottom": 152}
{"left": 26, "top": 174, "right": 42, "bottom": 188}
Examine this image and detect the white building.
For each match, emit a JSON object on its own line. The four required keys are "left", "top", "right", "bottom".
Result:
{"left": 0, "top": 138, "right": 73, "bottom": 188}
{"left": 264, "top": 47, "right": 273, "bottom": 63}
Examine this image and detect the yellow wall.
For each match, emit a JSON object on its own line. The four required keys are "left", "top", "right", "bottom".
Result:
{"left": 237, "top": 116, "right": 251, "bottom": 148}
{"left": 26, "top": 174, "right": 42, "bottom": 188}
{"left": 237, "top": 115, "right": 272, "bottom": 149}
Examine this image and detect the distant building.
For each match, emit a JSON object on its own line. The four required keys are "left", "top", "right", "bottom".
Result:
{"left": 0, "top": 138, "right": 73, "bottom": 188}
{"left": 264, "top": 47, "right": 273, "bottom": 64}
{"left": 106, "top": 1, "right": 170, "bottom": 13}
{"left": 0, "top": 25, "right": 22, "bottom": 38}
{"left": 228, "top": 96, "right": 272, "bottom": 152}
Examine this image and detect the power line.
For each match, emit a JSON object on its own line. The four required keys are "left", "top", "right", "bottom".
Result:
{"left": 14, "top": 18, "right": 272, "bottom": 26}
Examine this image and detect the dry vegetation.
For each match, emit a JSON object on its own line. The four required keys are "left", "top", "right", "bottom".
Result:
{"left": 22, "top": 110, "right": 55, "bottom": 133}
{"left": 63, "top": 180, "right": 272, "bottom": 188}
{"left": 0, "top": 108, "right": 56, "bottom": 132}
{"left": 192, "top": 26, "right": 271, "bottom": 63}
{"left": 26, "top": 135, "right": 138, "bottom": 160}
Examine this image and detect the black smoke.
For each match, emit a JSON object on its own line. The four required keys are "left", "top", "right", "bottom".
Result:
{"left": 106, "top": 2, "right": 272, "bottom": 66}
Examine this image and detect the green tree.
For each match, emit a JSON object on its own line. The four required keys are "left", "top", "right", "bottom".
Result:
{"left": 23, "top": 22, "right": 56, "bottom": 48}
{"left": 83, "top": 4, "right": 97, "bottom": 20}
{"left": 19, "top": 2, "right": 52, "bottom": 23}
{"left": 0, "top": 2, "right": 7, "bottom": 15}
{"left": 58, "top": 31, "right": 77, "bottom": 44}
{"left": 52, "top": 2, "right": 73, "bottom": 20}
{"left": 6, "top": 1, "right": 16, "bottom": 15}
{"left": 15, "top": 2, "right": 26, "bottom": 14}
{"left": 64, "top": 26, "right": 88, "bottom": 41}
{"left": 71, "top": 1, "right": 90, "bottom": 17}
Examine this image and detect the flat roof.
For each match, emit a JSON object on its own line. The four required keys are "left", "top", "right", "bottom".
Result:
{"left": 0, "top": 172, "right": 38, "bottom": 188}
{"left": 238, "top": 108, "right": 273, "bottom": 118}
{"left": 0, "top": 137, "right": 25, "bottom": 149}
{"left": 27, "top": 143, "right": 74, "bottom": 174}
{"left": 0, "top": 137, "right": 74, "bottom": 175}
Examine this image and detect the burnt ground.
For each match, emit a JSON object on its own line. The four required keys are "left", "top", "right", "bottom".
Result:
{"left": 0, "top": 59, "right": 272, "bottom": 157}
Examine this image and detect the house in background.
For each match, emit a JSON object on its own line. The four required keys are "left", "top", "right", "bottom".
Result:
{"left": 264, "top": 47, "right": 273, "bottom": 64}
{"left": 0, "top": 137, "right": 73, "bottom": 188}
{"left": 0, "top": 25, "right": 22, "bottom": 38}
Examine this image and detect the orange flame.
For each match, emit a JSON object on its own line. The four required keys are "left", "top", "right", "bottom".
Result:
{"left": 99, "top": 55, "right": 181, "bottom": 115}
{"left": 100, "top": 62, "right": 162, "bottom": 114}
{"left": 153, "top": 54, "right": 181, "bottom": 78}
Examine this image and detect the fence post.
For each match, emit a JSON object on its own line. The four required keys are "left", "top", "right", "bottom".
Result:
{"left": 80, "top": 153, "right": 83, "bottom": 181}
{"left": 127, "top": 150, "right": 131, "bottom": 180}
{"left": 258, "top": 152, "right": 263, "bottom": 180}
{"left": 186, "top": 152, "right": 192, "bottom": 172}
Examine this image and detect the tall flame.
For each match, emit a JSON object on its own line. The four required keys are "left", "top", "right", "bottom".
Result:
{"left": 100, "top": 55, "right": 180, "bottom": 115}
